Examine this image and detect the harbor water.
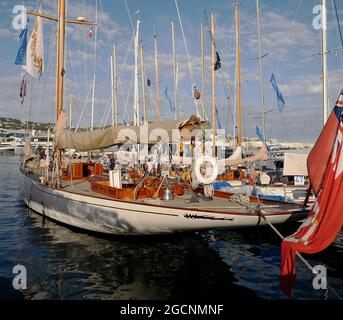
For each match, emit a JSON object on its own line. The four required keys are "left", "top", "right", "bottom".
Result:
{"left": 0, "top": 156, "right": 342, "bottom": 300}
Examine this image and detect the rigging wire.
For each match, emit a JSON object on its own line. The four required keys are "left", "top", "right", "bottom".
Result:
{"left": 66, "top": 46, "right": 87, "bottom": 126}
{"left": 39, "top": 16, "right": 54, "bottom": 127}
{"left": 202, "top": 9, "right": 235, "bottom": 125}
{"left": 270, "top": 0, "right": 303, "bottom": 143}
{"left": 121, "top": 70, "right": 135, "bottom": 123}
{"left": 249, "top": 175, "right": 343, "bottom": 301}
{"left": 47, "top": 23, "right": 56, "bottom": 125}
{"left": 332, "top": 0, "right": 343, "bottom": 51}
{"left": 99, "top": 94, "right": 112, "bottom": 127}
{"left": 102, "top": 96, "right": 113, "bottom": 128}
{"left": 124, "top": 0, "right": 135, "bottom": 32}
{"left": 75, "top": 85, "right": 94, "bottom": 132}
{"left": 174, "top": 0, "right": 200, "bottom": 117}
{"left": 100, "top": 0, "right": 141, "bottom": 125}
{"left": 99, "top": 0, "right": 135, "bottom": 126}
{"left": 273, "top": 0, "right": 303, "bottom": 74}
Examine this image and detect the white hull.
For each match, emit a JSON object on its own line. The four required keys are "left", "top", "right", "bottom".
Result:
{"left": 21, "top": 172, "right": 306, "bottom": 235}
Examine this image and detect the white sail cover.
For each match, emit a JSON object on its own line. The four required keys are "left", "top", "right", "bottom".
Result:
{"left": 283, "top": 150, "right": 309, "bottom": 176}
{"left": 218, "top": 145, "right": 269, "bottom": 169}
{"left": 227, "top": 146, "right": 242, "bottom": 161}
{"left": 54, "top": 114, "right": 209, "bottom": 151}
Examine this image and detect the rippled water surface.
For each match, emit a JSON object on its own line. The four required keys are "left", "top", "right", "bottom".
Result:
{"left": 0, "top": 156, "right": 342, "bottom": 300}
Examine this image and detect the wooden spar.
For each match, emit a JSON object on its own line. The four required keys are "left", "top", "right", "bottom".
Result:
{"left": 27, "top": 1, "right": 96, "bottom": 123}
{"left": 171, "top": 22, "right": 178, "bottom": 120}
{"left": 91, "top": 1, "right": 98, "bottom": 131}
{"left": 56, "top": 0, "right": 66, "bottom": 122}
{"left": 26, "top": 9, "right": 58, "bottom": 21}
{"left": 27, "top": 9, "right": 96, "bottom": 26}
{"left": 211, "top": 13, "right": 216, "bottom": 157}
{"left": 201, "top": 23, "right": 206, "bottom": 120}
{"left": 154, "top": 33, "right": 161, "bottom": 121}
{"left": 140, "top": 41, "right": 147, "bottom": 124}
{"left": 27, "top": 0, "right": 96, "bottom": 162}
{"left": 235, "top": 1, "right": 242, "bottom": 146}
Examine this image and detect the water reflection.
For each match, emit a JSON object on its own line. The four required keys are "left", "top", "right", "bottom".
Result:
{"left": 5, "top": 210, "right": 258, "bottom": 300}
{"left": 0, "top": 156, "right": 341, "bottom": 300}
{"left": 201, "top": 227, "right": 343, "bottom": 300}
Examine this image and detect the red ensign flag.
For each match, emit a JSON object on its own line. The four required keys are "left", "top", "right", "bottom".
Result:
{"left": 280, "top": 90, "right": 343, "bottom": 296}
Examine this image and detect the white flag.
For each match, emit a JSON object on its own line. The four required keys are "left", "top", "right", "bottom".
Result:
{"left": 23, "top": 15, "right": 44, "bottom": 79}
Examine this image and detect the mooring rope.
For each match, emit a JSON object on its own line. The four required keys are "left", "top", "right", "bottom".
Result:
{"left": 230, "top": 190, "right": 342, "bottom": 300}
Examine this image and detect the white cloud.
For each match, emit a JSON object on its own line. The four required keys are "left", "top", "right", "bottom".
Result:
{"left": 281, "top": 68, "right": 343, "bottom": 100}
{"left": 0, "top": 27, "right": 16, "bottom": 39}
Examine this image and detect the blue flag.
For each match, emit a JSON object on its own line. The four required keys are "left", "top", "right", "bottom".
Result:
{"left": 164, "top": 87, "right": 175, "bottom": 112}
{"left": 215, "top": 108, "right": 222, "bottom": 129}
{"left": 270, "top": 73, "right": 285, "bottom": 111}
{"left": 15, "top": 28, "right": 28, "bottom": 65}
{"left": 256, "top": 126, "right": 270, "bottom": 152}
{"left": 256, "top": 126, "right": 264, "bottom": 142}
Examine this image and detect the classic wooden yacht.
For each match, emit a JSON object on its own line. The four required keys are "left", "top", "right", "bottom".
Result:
{"left": 21, "top": 114, "right": 308, "bottom": 235}
{"left": 19, "top": 0, "right": 308, "bottom": 235}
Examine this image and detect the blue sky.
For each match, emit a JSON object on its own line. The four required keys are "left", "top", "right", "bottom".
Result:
{"left": 0, "top": 0, "right": 343, "bottom": 143}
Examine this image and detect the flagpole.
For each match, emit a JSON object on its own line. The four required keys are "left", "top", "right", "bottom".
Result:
{"left": 211, "top": 13, "right": 216, "bottom": 158}
{"left": 256, "top": 0, "right": 266, "bottom": 142}
{"left": 235, "top": 1, "right": 242, "bottom": 146}
{"left": 322, "top": 0, "right": 329, "bottom": 125}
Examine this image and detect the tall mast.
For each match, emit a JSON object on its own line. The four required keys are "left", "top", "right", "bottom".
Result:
{"left": 235, "top": 1, "right": 242, "bottom": 146}
{"left": 201, "top": 23, "right": 206, "bottom": 120}
{"left": 134, "top": 20, "right": 141, "bottom": 126}
{"left": 56, "top": 0, "right": 66, "bottom": 121}
{"left": 154, "top": 33, "right": 161, "bottom": 121}
{"left": 140, "top": 41, "right": 147, "bottom": 124}
{"left": 91, "top": 0, "right": 98, "bottom": 130}
{"left": 256, "top": 0, "right": 266, "bottom": 141}
{"left": 172, "top": 22, "right": 178, "bottom": 120}
{"left": 211, "top": 13, "right": 216, "bottom": 157}
{"left": 322, "top": 0, "right": 329, "bottom": 125}
{"left": 111, "top": 44, "right": 118, "bottom": 126}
